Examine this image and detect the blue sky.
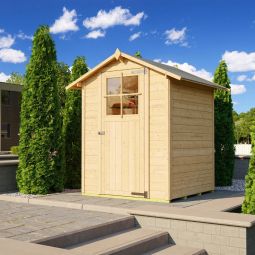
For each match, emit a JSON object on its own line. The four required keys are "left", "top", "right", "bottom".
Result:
{"left": 0, "top": 0, "right": 254, "bottom": 113}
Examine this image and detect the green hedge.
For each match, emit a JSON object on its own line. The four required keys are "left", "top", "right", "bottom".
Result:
{"left": 10, "top": 146, "right": 19, "bottom": 155}
{"left": 242, "top": 125, "right": 255, "bottom": 214}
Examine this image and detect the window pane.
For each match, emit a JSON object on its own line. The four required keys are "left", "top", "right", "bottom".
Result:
{"left": 107, "top": 77, "right": 121, "bottom": 95}
{"left": 123, "top": 76, "right": 138, "bottom": 94}
{"left": 106, "top": 96, "right": 121, "bottom": 115}
{"left": 123, "top": 95, "right": 138, "bottom": 115}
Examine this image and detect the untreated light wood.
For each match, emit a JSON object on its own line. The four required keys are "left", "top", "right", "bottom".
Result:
{"left": 170, "top": 79, "right": 214, "bottom": 200}
{"left": 149, "top": 70, "right": 169, "bottom": 200}
{"left": 80, "top": 54, "right": 216, "bottom": 202}
{"left": 67, "top": 49, "right": 225, "bottom": 91}
{"left": 101, "top": 67, "right": 145, "bottom": 197}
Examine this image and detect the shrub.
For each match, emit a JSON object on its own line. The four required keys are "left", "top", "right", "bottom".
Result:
{"left": 242, "top": 125, "right": 255, "bottom": 214}
{"left": 10, "top": 146, "right": 19, "bottom": 155}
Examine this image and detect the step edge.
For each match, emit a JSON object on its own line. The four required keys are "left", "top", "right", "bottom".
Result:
{"left": 147, "top": 244, "right": 207, "bottom": 255}
{"left": 32, "top": 215, "right": 135, "bottom": 248}
{"left": 89, "top": 231, "right": 169, "bottom": 255}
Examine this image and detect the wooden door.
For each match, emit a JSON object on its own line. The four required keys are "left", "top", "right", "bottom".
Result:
{"left": 100, "top": 69, "right": 145, "bottom": 197}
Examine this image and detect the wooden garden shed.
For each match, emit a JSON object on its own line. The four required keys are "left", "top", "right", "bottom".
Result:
{"left": 67, "top": 49, "right": 224, "bottom": 202}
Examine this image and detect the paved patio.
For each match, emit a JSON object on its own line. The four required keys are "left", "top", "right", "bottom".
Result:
{"left": 27, "top": 190, "right": 244, "bottom": 211}
{"left": 0, "top": 190, "right": 244, "bottom": 244}
{"left": 0, "top": 200, "right": 124, "bottom": 242}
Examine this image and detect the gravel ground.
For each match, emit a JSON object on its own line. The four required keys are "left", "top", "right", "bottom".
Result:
{"left": 216, "top": 179, "right": 245, "bottom": 192}
{"left": 2, "top": 189, "right": 81, "bottom": 199}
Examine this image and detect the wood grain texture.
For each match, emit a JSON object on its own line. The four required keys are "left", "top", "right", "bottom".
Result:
{"left": 170, "top": 79, "right": 214, "bottom": 200}
{"left": 83, "top": 75, "right": 100, "bottom": 194}
{"left": 149, "top": 70, "right": 169, "bottom": 200}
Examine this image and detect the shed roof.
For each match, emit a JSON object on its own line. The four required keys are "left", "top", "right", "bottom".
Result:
{"left": 66, "top": 49, "right": 225, "bottom": 90}
{"left": 0, "top": 82, "right": 23, "bottom": 92}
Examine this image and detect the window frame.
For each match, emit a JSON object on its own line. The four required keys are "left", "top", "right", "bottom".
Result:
{"left": 105, "top": 74, "right": 141, "bottom": 116}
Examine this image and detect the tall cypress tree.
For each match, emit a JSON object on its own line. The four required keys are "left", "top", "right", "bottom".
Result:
{"left": 56, "top": 62, "right": 71, "bottom": 182}
{"left": 56, "top": 62, "right": 71, "bottom": 113}
{"left": 17, "top": 26, "right": 63, "bottom": 194}
{"left": 242, "top": 124, "right": 255, "bottom": 214}
{"left": 63, "top": 56, "right": 88, "bottom": 188}
{"left": 213, "top": 60, "right": 235, "bottom": 186}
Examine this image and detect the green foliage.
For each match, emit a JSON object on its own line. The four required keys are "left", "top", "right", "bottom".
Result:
{"left": 57, "top": 62, "right": 71, "bottom": 111}
{"left": 233, "top": 108, "right": 255, "bottom": 143}
{"left": 135, "top": 51, "right": 142, "bottom": 58}
{"left": 213, "top": 60, "right": 235, "bottom": 186}
{"left": 242, "top": 123, "right": 255, "bottom": 214}
{"left": 63, "top": 56, "right": 88, "bottom": 188}
{"left": 17, "top": 26, "right": 63, "bottom": 194}
{"left": 10, "top": 146, "right": 19, "bottom": 155}
{"left": 6, "top": 72, "right": 24, "bottom": 85}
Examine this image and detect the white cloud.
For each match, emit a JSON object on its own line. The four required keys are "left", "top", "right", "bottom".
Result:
{"left": 85, "top": 30, "right": 105, "bottom": 39}
{"left": 83, "top": 6, "right": 145, "bottom": 30}
{"left": 230, "top": 84, "right": 246, "bottom": 95}
{"left": 237, "top": 74, "right": 247, "bottom": 82}
{"left": 165, "top": 27, "right": 187, "bottom": 46}
{"left": 0, "top": 72, "right": 10, "bottom": 82}
{"left": 236, "top": 73, "right": 255, "bottom": 82}
{"left": 0, "top": 48, "right": 26, "bottom": 63}
{"left": 0, "top": 29, "right": 4, "bottom": 33}
{"left": 158, "top": 59, "right": 212, "bottom": 81}
{"left": 50, "top": 7, "right": 79, "bottom": 34}
{"left": 17, "top": 31, "right": 33, "bottom": 40}
{"left": 129, "top": 32, "right": 141, "bottom": 41}
{"left": 222, "top": 51, "right": 255, "bottom": 72}
{"left": 0, "top": 35, "right": 15, "bottom": 49}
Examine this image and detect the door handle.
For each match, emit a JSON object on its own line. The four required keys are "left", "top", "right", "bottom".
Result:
{"left": 98, "top": 131, "right": 105, "bottom": 135}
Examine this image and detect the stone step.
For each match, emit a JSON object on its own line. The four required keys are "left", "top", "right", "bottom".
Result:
{"left": 34, "top": 216, "right": 136, "bottom": 248}
{"left": 144, "top": 244, "right": 207, "bottom": 255}
{"left": 0, "top": 159, "right": 19, "bottom": 166}
{"left": 0, "top": 154, "right": 18, "bottom": 161}
{"left": 69, "top": 228, "right": 169, "bottom": 255}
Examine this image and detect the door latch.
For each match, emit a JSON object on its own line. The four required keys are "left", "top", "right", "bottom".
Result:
{"left": 98, "top": 131, "right": 105, "bottom": 135}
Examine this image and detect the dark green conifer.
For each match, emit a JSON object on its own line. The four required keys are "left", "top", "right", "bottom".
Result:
{"left": 213, "top": 60, "right": 235, "bottom": 186}
{"left": 63, "top": 57, "right": 88, "bottom": 188}
{"left": 17, "top": 26, "right": 63, "bottom": 194}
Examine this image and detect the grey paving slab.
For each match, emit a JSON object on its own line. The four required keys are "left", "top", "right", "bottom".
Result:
{"left": 0, "top": 200, "right": 124, "bottom": 242}
{"left": 33, "top": 190, "right": 244, "bottom": 210}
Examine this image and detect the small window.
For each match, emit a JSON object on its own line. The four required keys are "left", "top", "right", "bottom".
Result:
{"left": 106, "top": 96, "right": 121, "bottom": 115}
{"left": 123, "top": 76, "right": 138, "bottom": 94}
{"left": 1, "top": 91, "right": 11, "bottom": 105}
{"left": 1, "top": 123, "right": 11, "bottom": 138}
{"left": 106, "top": 75, "right": 139, "bottom": 115}
{"left": 107, "top": 77, "right": 121, "bottom": 95}
{"left": 123, "top": 95, "right": 138, "bottom": 115}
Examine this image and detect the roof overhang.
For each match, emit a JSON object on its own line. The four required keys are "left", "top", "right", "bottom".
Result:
{"left": 0, "top": 82, "right": 23, "bottom": 92}
{"left": 66, "top": 49, "right": 226, "bottom": 91}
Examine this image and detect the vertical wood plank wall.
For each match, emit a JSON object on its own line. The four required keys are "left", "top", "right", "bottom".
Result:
{"left": 81, "top": 58, "right": 215, "bottom": 201}
{"left": 170, "top": 80, "right": 214, "bottom": 200}
{"left": 83, "top": 75, "right": 100, "bottom": 194}
{"left": 149, "top": 70, "right": 170, "bottom": 200}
